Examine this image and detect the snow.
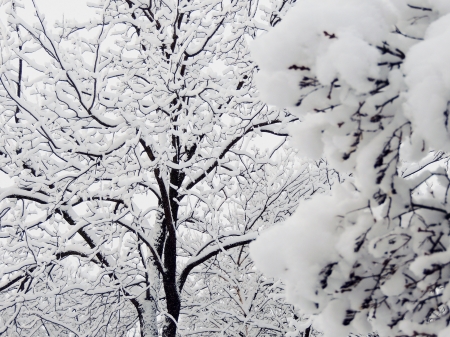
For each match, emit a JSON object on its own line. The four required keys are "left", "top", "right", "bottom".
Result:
{"left": 250, "top": 0, "right": 450, "bottom": 336}
{"left": 251, "top": 185, "right": 358, "bottom": 313}
{"left": 404, "top": 13, "right": 450, "bottom": 152}
{"left": 251, "top": 0, "right": 394, "bottom": 108}
{"left": 430, "top": 0, "right": 450, "bottom": 15}
{"left": 316, "top": 34, "right": 380, "bottom": 93}
{"left": 0, "top": 0, "right": 318, "bottom": 335}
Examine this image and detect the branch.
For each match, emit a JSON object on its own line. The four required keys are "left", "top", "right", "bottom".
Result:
{"left": 184, "top": 119, "right": 291, "bottom": 191}
{"left": 116, "top": 220, "right": 165, "bottom": 275}
{"left": 178, "top": 232, "right": 258, "bottom": 292}
{"left": 139, "top": 139, "right": 176, "bottom": 237}
{"left": 185, "top": 17, "right": 226, "bottom": 58}
{"left": 0, "top": 249, "right": 93, "bottom": 293}
{"left": 60, "top": 210, "right": 111, "bottom": 268}
{"left": 0, "top": 188, "right": 49, "bottom": 204}
{"left": 0, "top": 271, "right": 32, "bottom": 292}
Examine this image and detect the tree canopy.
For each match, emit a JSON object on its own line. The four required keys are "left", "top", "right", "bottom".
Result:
{"left": 0, "top": 0, "right": 331, "bottom": 336}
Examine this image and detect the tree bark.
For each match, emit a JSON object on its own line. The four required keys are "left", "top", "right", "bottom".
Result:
{"left": 161, "top": 193, "right": 181, "bottom": 337}
{"left": 137, "top": 296, "right": 158, "bottom": 337}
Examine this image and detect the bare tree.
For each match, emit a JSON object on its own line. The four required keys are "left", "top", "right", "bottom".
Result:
{"left": 179, "top": 156, "right": 339, "bottom": 337}
{"left": 0, "top": 0, "right": 322, "bottom": 336}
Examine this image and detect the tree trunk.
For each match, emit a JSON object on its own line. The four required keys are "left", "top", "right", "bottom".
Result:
{"left": 137, "top": 212, "right": 165, "bottom": 337}
{"left": 161, "top": 179, "right": 181, "bottom": 337}
{"left": 161, "top": 219, "right": 180, "bottom": 337}
{"left": 137, "top": 296, "right": 158, "bottom": 337}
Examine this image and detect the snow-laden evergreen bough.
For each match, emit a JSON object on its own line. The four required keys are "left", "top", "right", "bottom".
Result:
{"left": 250, "top": 1, "right": 450, "bottom": 337}
{"left": 0, "top": 0, "right": 336, "bottom": 336}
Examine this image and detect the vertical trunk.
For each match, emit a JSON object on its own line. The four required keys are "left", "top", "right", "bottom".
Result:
{"left": 161, "top": 216, "right": 180, "bottom": 337}
{"left": 136, "top": 293, "right": 158, "bottom": 337}
{"left": 134, "top": 256, "right": 159, "bottom": 337}
{"left": 161, "top": 172, "right": 182, "bottom": 337}
{"left": 140, "top": 260, "right": 160, "bottom": 337}
{"left": 158, "top": 127, "right": 184, "bottom": 337}
{"left": 137, "top": 211, "right": 165, "bottom": 337}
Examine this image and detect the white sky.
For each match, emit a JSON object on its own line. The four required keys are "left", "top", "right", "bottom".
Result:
{"left": 22, "top": 0, "right": 94, "bottom": 22}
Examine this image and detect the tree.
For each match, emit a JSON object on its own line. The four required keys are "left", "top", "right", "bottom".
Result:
{"left": 0, "top": 0, "right": 316, "bottom": 336}
{"left": 250, "top": 1, "right": 450, "bottom": 337}
{"left": 179, "top": 156, "right": 339, "bottom": 337}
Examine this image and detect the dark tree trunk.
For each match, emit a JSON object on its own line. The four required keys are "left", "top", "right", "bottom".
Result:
{"left": 161, "top": 168, "right": 182, "bottom": 337}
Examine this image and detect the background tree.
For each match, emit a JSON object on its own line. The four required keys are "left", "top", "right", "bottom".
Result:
{"left": 250, "top": 1, "right": 450, "bottom": 337}
{"left": 179, "top": 156, "right": 339, "bottom": 337}
{"left": 0, "top": 0, "right": 325, "bottom": 336}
